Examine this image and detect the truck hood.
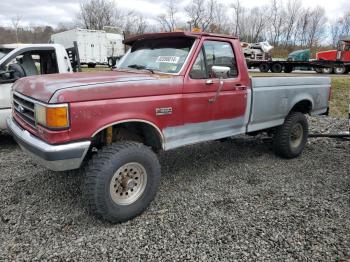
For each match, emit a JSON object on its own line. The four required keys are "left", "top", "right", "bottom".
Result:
{"left": 13, "top": 70, "right": 180, "bottom": 103}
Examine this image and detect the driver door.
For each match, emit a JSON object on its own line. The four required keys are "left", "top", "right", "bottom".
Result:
{"left": 181, "top": 39, "right": 248, "bottom": 143}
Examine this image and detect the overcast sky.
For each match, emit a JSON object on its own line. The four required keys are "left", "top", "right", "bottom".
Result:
{"left": 0, "top": 0, "right": 349, "bottom": 28}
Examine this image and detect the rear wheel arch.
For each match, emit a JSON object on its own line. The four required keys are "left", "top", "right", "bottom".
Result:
{"left": 290, "top": 99, "right": 313, "bottom": 114}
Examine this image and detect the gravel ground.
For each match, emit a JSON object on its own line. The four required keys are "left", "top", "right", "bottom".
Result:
{"left": 0, "top": 116, "right": 349, "bottom": 261}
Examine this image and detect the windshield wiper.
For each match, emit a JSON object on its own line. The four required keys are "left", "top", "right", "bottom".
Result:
{"left": 127, "top": 64, "right": 155, "bottom": 74}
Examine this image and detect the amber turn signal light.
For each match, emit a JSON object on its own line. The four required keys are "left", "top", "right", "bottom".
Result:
{"left": 46, "top": 107, "right": 69, "bottom": 128}
{"left": 35, "top": 104, "right": 69, "bottom": 129}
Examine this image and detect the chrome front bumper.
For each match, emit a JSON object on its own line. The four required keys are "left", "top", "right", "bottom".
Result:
{"left": 6, "top": 117, "right": 91, "bottom": 171}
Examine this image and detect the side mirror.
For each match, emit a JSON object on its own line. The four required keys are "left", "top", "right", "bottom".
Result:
{"left": 211, "top": 66, "right": 230, "bottom": 79}
{"left": 208, "top": 66, "right": 231, "bottom": 104}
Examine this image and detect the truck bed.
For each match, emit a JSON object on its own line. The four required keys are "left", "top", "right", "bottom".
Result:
{"left": 247, "top": 77, "right": 331, "bottom": 132}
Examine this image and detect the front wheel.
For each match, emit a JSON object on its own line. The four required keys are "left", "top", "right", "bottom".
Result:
{"left": 273, "top": 112, "right": 308, "bottom": 158}
{"left": 84, "top": 141, "right": 161, "bottom": 223}
{"left": 315, "top": 68, "right": 323, "bottom": 73}
{"left": 259, "top": 63, "right": 270, "bottom": 73}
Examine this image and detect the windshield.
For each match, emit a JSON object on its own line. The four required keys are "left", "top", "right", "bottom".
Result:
{"left": 0, "top": 48, "right": 13, "bottom": 60}
{"left": 118, "top": 37, "right": 195, "bottom": 74}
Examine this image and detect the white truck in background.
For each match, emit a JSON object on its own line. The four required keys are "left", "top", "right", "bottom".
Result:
{"left": 51, "top": 29, "right": 125, "bottom": 68}
{"left": 106, "top": 32, "right": 125, "bottom": 67}
{"left": 0, "top": 44, "right": 73, "bottom": 131}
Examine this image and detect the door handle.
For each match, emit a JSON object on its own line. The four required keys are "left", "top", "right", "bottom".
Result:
{"left": 235, "top": 84, "right": 246, "bottom": 90}
{"left": 206, "top": 79, "right": 214, "bottom": 85}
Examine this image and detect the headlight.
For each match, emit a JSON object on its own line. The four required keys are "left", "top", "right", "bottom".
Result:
{"left": 35, "top": 104, "right": 69, "bottom": 129}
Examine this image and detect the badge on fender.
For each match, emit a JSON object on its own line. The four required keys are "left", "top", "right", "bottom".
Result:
{"left": 156, "top": 107, "right": 172, "bottom": 116}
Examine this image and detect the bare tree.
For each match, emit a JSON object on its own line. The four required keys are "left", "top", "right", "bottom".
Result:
{"left": 11, "top": 14, "right": 22, "bottom": 43}
{"left": 246, "top": 6, "right": 269, "bottom": 42}
{"left": 330, "top": 10, "right": 350, "bottom": 47}
{"left": 133, "top": 15, "right": 148, "bottom": 35}
{"left": 79, "top": 0, "right": 115, "bottom": 30}
{"left": 268, "top": 0, "right": 284, "bottom": 46}
{"left": 207, "top": 2, "right": 229, "bottom": 33}
{"left": 306, "top": 6, "right": 327, "bottom": 47}
{"left": 231, "top": 0, "right": 244, "bottom": 36}
{"left": 283, "top": 0, "right": 301, "bottom": 46}
{"left": 294, "top": 8, "right": 311, "bottom": 47}
{"left": 117, "top": 10, "right": 149, "bottom": 37}
{"left": 185, "top": 0, "right": 215, "bottom": 31}
{"left": 157, "top": 0, "right": 178, "bottom": 32}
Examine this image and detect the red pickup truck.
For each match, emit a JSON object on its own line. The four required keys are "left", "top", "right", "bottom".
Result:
{"left": 7, "top": 32, "right": 331, "bottom": 223}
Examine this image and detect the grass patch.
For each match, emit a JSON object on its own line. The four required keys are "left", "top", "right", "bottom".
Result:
{"left": 329, "top": 77, "right": 350, "bottom": 117}
{"left": 81, "top": 66, "right": 111, "bottom": 73}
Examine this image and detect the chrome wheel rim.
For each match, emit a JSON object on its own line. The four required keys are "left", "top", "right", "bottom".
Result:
{"left": 335, "top": 67, "right": 345, "bottom": 74}
{"left": 322, "top": 68, "right": 332, "bottom": 74}
{"left": 110, "top": 162, "right": 147, "bottom": 205}
{"left": 290, "top": 123, "right": 303, "bottom": 148}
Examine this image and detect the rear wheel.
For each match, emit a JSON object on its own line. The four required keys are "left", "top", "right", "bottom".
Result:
{"left": 283, "top": 66, "right": 293, "bottom": 73}
{"left": 334, "top": 66, "right": 346, "bottom": 74}
{"left": 108, "top": 58, "right": 115, "bottom": 67}
{"left": 271, "top": 63, "right": 283, "bottom": 73}
{"left": 322, "top": 67, "right": 333, "bottom": 74}
{"left": 88, "top": 63, "right": 96, "bottom": 68}
{"left": 259, "top": 63, "right": 270, "bottom": 73}
{"left": 273, "top": 112, "right": 308, "bottom": 159}
{"left": 84, "top": 141, "right": 161, "bottom": 223}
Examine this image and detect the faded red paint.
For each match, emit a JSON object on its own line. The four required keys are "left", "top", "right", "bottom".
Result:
{"left": 12, "top": 33, "right": 251, "bottom": 145}
{"left": 316, "top": 41, "right": 350, "bottom": 62}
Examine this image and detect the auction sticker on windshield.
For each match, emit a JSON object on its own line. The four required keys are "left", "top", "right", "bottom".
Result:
{"left": 156, "top": 56, "right": 180, "bottom": 64}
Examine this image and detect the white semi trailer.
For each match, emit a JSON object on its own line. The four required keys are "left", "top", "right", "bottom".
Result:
{"left": 51, "top": 29, "right": 125, "bottom": 68}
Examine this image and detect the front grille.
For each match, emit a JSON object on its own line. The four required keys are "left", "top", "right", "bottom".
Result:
{"left": 13, "top": 93, "right": 36, "bottom": 128}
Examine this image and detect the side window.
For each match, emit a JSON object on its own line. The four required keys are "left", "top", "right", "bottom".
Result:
{"left": 1, "top": 50, "right": 59, "bottom": 83}
{"left": 204, "top": 41, "right": 238, "bottom": 78}
{"left": 189, "top": 48, "right": 207, "bottom": 79}
{"left": 40, "top": 51, "right": 59, "bottom": 74}
{"left": 6, "top": 52, "right": 39, "bottom": 77}
{"left": 5, "top": 51, "right": 59, "bottom": 77}
{"left": 1, "top": 52, "right": 40, "bottom": 82}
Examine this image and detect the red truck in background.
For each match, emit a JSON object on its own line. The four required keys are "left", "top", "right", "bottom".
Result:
{"left": 316, "top": 38, "right": 350, "bottom": 74}
{"left": 7, "top": 32, "right": 331, "bottom": 223}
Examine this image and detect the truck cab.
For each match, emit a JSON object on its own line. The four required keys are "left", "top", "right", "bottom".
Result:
{"left": 317, "top": 40, "right": 350, "bottom": 62}
{"left": 0, "top": 44, "right": 72, "bottom": 130}
{"left": 316, "top": 38, "right": 350, "bottom": 74}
